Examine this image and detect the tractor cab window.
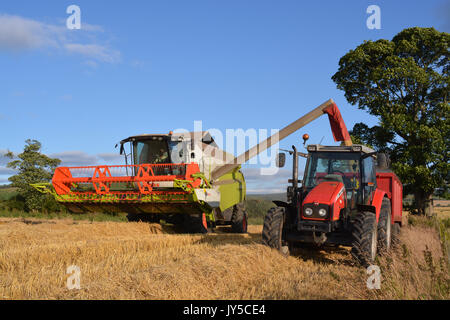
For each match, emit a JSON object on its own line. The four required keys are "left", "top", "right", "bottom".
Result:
{"left": 134, "top": 139, "right": 170, "bottom": 165}
{"left": 304, "top": 152, "right": 361, "bottom": 191}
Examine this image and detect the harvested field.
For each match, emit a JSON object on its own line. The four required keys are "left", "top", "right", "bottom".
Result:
{"left": 0, "top": 211, "right": 448, "bottom": 300}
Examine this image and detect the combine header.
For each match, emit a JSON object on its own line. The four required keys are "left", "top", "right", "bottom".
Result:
{"left": 35, "top": 99, "right": 367, "bottom": 235}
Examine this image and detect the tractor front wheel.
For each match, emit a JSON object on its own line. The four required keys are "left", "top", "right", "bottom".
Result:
{"left": 262, "top": 207, "right": 289, "bottom": 255}
{"left": 351, "top": 211, "right": 378, "bottom": 267}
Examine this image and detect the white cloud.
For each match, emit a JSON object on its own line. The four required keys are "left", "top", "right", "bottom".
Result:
{"left": 0, "top": 166, "right": 16, "bottom": 175}
{"left": 0, "top": 14, "right": 57, "bottom": 50}
{"left": 246, "top": 187, "right": 285, "bottom": 194}
{"left": 242, "top": 168, "right": 292, "bottom": 182}
{"left": 242, "top": 167, "right": 294, "bottom": 195}
{"left": 97, "top": 152, "right": 123, "bottom": 164}
{"left": 49, "top": 151, "right": 123, "bottom": 166}
{"left": 65, "top": 43, "right": 121, "bottom": 63}
{"left": 50, "top": 151, "right": 99, "bottom": 166}
{"left": 0, "top": 14, "right": 120, "bottom": 63}
{"left": 0, "top": 177, "right": 11, "bottom": 184}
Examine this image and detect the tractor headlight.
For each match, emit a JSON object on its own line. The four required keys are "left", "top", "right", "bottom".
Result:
{"left": 318, "top": 208, "right": 327, "bottom": 217}
{"left": 304, "top": 208, "right": 313, "bottom": 216}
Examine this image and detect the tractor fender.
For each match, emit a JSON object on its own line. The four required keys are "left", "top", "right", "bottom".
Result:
{"left": 357, "top": 189, "right": 386, "bottom": 222}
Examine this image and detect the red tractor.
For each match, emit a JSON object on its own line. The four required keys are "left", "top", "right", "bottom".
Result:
{"left": 262, "top": 138, "right": 403, "bottom": 266}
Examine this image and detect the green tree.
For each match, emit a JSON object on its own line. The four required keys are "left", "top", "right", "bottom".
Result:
{"left": 6, "top": 139, "right": 61, "bottom": 212}
{"left": 332, "top": 27, "right": 449, "bottom": 216}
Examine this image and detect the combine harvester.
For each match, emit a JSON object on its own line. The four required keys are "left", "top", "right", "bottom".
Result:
{"left": 35, "top": 99, "right": 399, "bottom": 244}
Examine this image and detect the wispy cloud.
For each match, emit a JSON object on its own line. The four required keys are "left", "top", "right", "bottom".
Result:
{"left": 49, "top": 151, "right": 123, "bottom": 166}
{"left": 50, "top": 151, "right": 99, "bottom": 166}
{"left": 0, "top": 14, "right": 121, "bottom": 64}
{"left": 97, "top": 153, "right": 123, "bottom": 163}
{"left": 242, "top": 167, "right": 295, "bottom": 194}
{"left": 65, "top": 43, "right": 120, "bottom": 63}
{"left": 0, "top": 166, "right": 16, "bottom": 175}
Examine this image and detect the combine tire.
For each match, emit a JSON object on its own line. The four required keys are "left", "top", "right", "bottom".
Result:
{"left": 231, "top": 204, "right": 248, "bottom": 233}
{"left": 262, "top": 207, "right": 289, "bottom": 255}
{"left": 377, "top": 198, "right": 392, "bottom": 253}
{"left": 351, "top": 211, "right": 378, "bottom": 267}
{"left": 126, "top": 213, "right": 160, "bottom": 223}
{"left": 126, "top": 213, "right": 141, "bottom": 222}
{"left": 183, "top": 213, "right": 209, "bottom": 234}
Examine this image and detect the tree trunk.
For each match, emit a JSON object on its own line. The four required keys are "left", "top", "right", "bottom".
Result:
{"left": 414, "top": 191, "right": 434, "bottom": 217}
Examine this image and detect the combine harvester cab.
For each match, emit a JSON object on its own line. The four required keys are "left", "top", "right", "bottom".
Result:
{"left": 37, "top": 131, "right": 247, "bottom": 233}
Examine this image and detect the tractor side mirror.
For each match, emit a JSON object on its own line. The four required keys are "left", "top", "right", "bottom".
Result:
{"left": 276, "top": 153, "right": 286, "bottom": 168}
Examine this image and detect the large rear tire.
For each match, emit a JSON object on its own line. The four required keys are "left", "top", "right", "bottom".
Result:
{"left": 392, "top": 222, "right": 401, "bottom": 247}
{"left": 378, "top": 198, "right": 392, "bottom": 253}
{"left": 351, "top": 211, "right": 378, "bottom": 267}
{"left": 262, "top": 207, "right": 289, "bottom": 255}
{"left": 231, "top": 204, "right": 248, "bottom": 233}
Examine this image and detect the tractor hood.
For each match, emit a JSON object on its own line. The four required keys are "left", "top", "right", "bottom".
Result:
{"left": 303, "top": 181, "right": 345, "bottom": 206}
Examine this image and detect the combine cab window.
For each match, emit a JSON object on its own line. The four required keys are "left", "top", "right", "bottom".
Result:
{"left": 304, "top": 152, "right": 361, "bottom": 190}
{"left": 134, "top": 139, "right": 170, "bottom": 164}
{"left": 168, "top": 141, "right": 186, "bottom": 164}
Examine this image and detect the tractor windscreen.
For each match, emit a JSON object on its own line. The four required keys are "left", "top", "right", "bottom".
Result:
{"left": 134, "top": 139, "right": 170, "bottom": 164}
{"left": 304, "top": 152, "right": 361, "bottom": 190}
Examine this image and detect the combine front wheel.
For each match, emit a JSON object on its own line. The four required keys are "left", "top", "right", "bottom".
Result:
{"left": 183, "top": 213, "right": 209, "bottom": 234}
{"left": 126, "top": 213, "right": 141, "bottom": 222}
{"left": 231, "top": 204, "right": 248, "bottom": 233}
{"left": 351, "top": 211, "right": 378, "bottom": 267}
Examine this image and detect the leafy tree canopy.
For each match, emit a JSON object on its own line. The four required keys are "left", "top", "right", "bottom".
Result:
{"left": 6, "top": 139, "right": 61, "bottom": 212}
{"left": 332, "top": 27, "right": 449, "bottom": 214}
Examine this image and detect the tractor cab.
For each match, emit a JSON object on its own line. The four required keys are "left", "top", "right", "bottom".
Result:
{"left": 302, "top": 144, "right": 377, "bottom": 211}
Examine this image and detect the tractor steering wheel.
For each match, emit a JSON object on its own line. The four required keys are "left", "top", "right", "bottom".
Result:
{"left": 331, "top": 169, "right": 346, "bottom": 176}
{"left": 331, "top": 170, "right": 352, "bottom": 188}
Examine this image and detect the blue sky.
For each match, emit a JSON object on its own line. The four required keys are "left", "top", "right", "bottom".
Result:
{"left": 0, "top": 0, "right": 449, "bottom": 192}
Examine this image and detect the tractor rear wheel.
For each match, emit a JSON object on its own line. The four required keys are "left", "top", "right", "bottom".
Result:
{"left": 351, "top": 211, "right": 378, "bottom": 267}
{"left": 231, "top": 204, "right": 248, "bottom": 233}
{"left": 377, "top": 198, "right": 392, "bottom": 253}
{"left": 392, "top": 222, "right": 401, "bottom": 247}
{"left": 262, "top": 207, "right": 289, "bottom": 255}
